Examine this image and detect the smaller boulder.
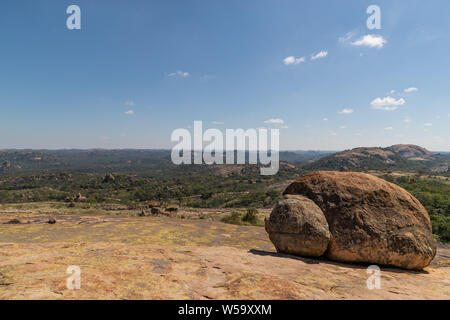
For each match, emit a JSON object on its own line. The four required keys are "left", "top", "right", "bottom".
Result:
{"left": 138, "top": 210, "right": 151, "bottom": 217}
{"left": 103, "top": 173, "right": 115, "bottom": 183}
{"left": 166, "top": 205, "right": 179, "bottom": 212}
{"left": 47, "top": 218, "right": 56, "bottom": 224}
{"left": 4, "top": 219, "right": 22, "bottom": 225}
{"left": 265, "top": 195, "right": 330, "bottom": 257}
{"left": 151, "top": 207, "right": 163, "bottom": 215}
{"left": 147, "top": 201, "right": 161, "bottom": 208}
{"left": 74, "top": 193, "right": 87, "bottom": 202}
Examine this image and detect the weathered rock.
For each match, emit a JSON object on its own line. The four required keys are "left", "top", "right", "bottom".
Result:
{"left": 2, "top": 160, "right": 11, "bottom": 168}
{"left": 151, "top": 207, "right": 163, "bottom": 215}
{"left": 4, "top": 219, "right": 22, "bottom": 225}
{"left": 265, "top": 195, "right": 330, "bottom": 257}
{"left": 74, "top": 193, "right": 87, "bottom": 202}
{"left": 283, "top": 171, "right": 437, "bottom": 270}
{"left": 166, "top": 205, "right": 179, "bottom": 212}
{"left": 147, "top": 201, "right": 161, "bottom": 208}
{"left": 138, "top": 210, "right": 151, "bottom": 217}
{"left": 103, "top": 173, "right": 115, "bottom": 183}
{"left": 47, "top": 218, "right": 56, "bottom": 224}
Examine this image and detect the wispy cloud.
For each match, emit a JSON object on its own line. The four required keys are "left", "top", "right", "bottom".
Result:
{"left": 339, "top": 31, "right": 357, "bottom": 44}
{"left": 283, "top": 56, "right": 305, "bottom": 65}
{"left": 403, "top": 117, "right": 412, "bottom": 123}
{"left": 424, "top": 122, "right": 433, "bottom": 127}
{"left": 338, "top": 108, "right": 354, "bottom": 115}
{"left": 323, "top": 118, "right": 329, "bottom": 121}
{"left": 351, "top": 34, "right": 386, "bottom": 48}
{"left": 404, "top": 87, "right": 419, "bottom": 93}
{"left": 384, "top": 126, "right": 394, "bottom": 131}
{"left": 168, "top": 70, "right": 190, "bottom": 78}
{"left": 264, "top": 118, "right": 284, "bottom": 124}
{"left": 124, "top": 101, "right": 135, "bottom": 107}
{"left": 124, "top": 110, "right": 134, "bottom": 115}
{"left": 371, "top": 96, "right": 406, "bottom": 111}
{"left": 311, "top": 51, "right": 328, "bottom": 61}
{"left": 338, "top": 109, "right": 355, "bottom": 114}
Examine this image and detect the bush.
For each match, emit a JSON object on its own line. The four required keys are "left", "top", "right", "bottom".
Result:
{"left": 242, "top": 207, "right": 258, "bottom": 224}
{"left": 431, "top": 215, "right": 450, "bottom": 243}
{"left": 221, "top": 211, "right": 243, "bottom": 225}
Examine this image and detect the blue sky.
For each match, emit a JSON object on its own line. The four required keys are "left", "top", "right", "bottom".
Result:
{"left": 0, "top": 0, "right": 449, "bottom": 150}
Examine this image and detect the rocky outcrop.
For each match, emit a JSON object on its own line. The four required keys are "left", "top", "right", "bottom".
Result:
{"left": 103, "top": 173, "right": 115, "bottom": 183}
{"left": 266, "top": 171, "right": 437, "bottom": 270}
{"left": 74, "top": 193, "right": 87, "bottom": 202}
{"left": 4, "top": 219, "right": 22, "bottom": 225}
{"left": 265, "top": 195, "right": 330, "bottom": 257}
{"left": 151, "top": 207, "right": 163, "bottom": 215}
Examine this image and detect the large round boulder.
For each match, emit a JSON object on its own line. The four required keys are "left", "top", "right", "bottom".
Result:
{"left": 282, "top": 171, "right": 436, "bottom": 270}
{"left": 265, "top": 194, "right": 330, "bottom": 257}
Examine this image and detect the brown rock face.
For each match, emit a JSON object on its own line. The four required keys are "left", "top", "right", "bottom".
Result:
{"left": 281, "top": 171, "right": 436, "bottom": 270}
{"left": 265, "top": 195, "right": 330, "bottom": 257}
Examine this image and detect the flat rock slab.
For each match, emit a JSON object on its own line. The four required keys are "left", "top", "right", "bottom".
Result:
{"left": 0, "top": 242, "right": 449, "bottom": 300}
{"left": 0, "top": 214, "right": 271, "bottom": 250}
{"left": 0, "top": 214, "right": 448, "bottom": 299}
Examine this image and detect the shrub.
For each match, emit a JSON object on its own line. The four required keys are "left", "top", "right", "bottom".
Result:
{"left": 242, "top": 207, "right": 258, "bottom": 225}
{"left": 221, "top": 211, "right": 243, "bottom": 225}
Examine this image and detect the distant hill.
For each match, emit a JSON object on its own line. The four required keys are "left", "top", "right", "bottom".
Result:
{"left": 304, "top": 144, "right": 450, "bottom": 173}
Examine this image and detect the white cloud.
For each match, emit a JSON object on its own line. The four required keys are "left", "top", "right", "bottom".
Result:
{"left": 323, "top": 118, "right": 328, "bottom": 121}
{"left": 371, "top": 96, "right": 406, "bottom": 111}
{"left": 311, "top": 51, "right": 328, "bottom": 61}
{"left": 124, "top": 101, "right": 135, "bottom": 107}
{"left": 283, "top": 56, "right": 305, "bottom": 65}
{"left": 124, "top": 110, "right": 134, "bottom": 115}
{"left": 384, "top": 126, "right": 394, "bottom": 131}
{"left": 338, "top": 108, "right": 354, "bottom": 115}
{"left": 424, "top": 122, "right": 433, "bottom": 127}
{"left": 403, "top": 117, "right": 412, "bottom": 123}
{"left": 351, "top": 34, "right": 386, "bottom": 49}
{"left": 264, "top": 118, "right": 284, "bottom": 124}
{"left": 339, "top": 126, "right": 346, "bottom": 129}
{"left": 168, "top": 70, "right": 190, "bottom": 78}
{"left": 212, "top": 121, "right": 224, "bottom": 125}
{"left": 390, "top": 90, "right": 396, "bottom": 95}
{"left": 339, "top": 31, "right": 357, "bottom": 44}
{"left": 404, "top": 87, "right": 419, "bottom": 93}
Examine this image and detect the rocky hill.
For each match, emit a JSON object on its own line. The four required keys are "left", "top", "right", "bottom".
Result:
{"left": 304, "top": 144, "right": 449, "bottom": 172}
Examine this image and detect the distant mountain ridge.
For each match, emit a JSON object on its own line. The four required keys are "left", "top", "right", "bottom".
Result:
{"left": 304, "top": 144, "right": 449, "bottom": 172}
